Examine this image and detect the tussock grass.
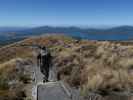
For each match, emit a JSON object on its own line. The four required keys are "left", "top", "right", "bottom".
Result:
{"left": 0, "top": 35, "right": 133, "bottom": 97}
{"left": 52, "top": 38, "right": 133, "bottom": 93}
{"left": 81, "top": 42, "right": 133, "bottom": 92}
{"left": 0, "top": 58, "right": 31, "bottom": 99}
{"left": 0, "top": 46, "right": 32, "bottom": 64}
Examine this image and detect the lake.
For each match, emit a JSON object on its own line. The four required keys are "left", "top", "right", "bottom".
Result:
{"left": 64, "top": 32, "right": 133, "bottom": 41}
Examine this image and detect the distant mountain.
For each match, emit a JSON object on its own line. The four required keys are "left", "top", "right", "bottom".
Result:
{"left": 17, "top": 26, "right": 100, "bottom": 34}
{"left": 0, "top": 27, "right": 30, "bottom": 45}
{"left": 105, "top": 26, "right": 133, "bottom": 34}
{"left": 0, "top": 25, "right": 133, "bottom": 45}
{"left": 15, "top": 25, "right": 133, "bottom": 35}
{"left": 1, "top": 25, "right": 133, "bottom": 36}
{"left": 0, "top": 27, "right": 29, "bottom": 34}
{"left": 14, "top": 25, "right": 133, "bottom": 40}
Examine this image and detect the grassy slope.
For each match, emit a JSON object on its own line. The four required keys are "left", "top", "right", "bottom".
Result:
{"left": 0, "top": 34, "right": 133, "bottom": 95}
{"left": 0, "top": 58, "right": 32, "bottom": 99}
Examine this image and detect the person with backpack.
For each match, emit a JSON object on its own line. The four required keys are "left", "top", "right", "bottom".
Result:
{"left": 37, "top": 46, "right": 52, "bottom": 82}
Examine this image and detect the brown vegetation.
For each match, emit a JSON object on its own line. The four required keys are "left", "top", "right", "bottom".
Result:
{"left": 0, "top": 58, "right": 31, "bottom": 100}
{"left": 0, "top": 35, "right": 133, "bottom": 99}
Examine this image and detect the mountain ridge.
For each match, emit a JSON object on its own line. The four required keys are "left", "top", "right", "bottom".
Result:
{"left": 0, "top": 25, "right": 133, "bottom": 45}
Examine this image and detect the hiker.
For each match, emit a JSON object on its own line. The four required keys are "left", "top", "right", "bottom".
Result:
{"left": 37, "top": 46, "right": 52, "bottom": 82}
{"left": 37, "top": 51, "right": 41, "bottom": 67}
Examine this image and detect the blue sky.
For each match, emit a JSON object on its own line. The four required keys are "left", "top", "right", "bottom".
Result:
{"left": 0, "top": 0, "right": 133, "bottom": 27}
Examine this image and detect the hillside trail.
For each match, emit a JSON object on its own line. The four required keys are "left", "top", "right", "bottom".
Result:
{"left": 31, "top": 46, "right": 133, "bottom": 100}
{"left": 31, "top": 50, "right": 80, "bottom": 100}
{"left": 16, "top": 57, "right": 133, "bottom": 100}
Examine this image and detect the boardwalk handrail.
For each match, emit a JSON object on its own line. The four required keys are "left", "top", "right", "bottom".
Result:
{"left": 60, "top": 81, "right": 72, "bottom": 99}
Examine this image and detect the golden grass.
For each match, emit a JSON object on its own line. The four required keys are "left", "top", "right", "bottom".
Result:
{"left": 51, "top": 37, "right": 133, "bottom": 93}
{"left": 0, "top": 58, "right": 31, "bottom": 99}
{"left": 0, "top": 35, "right": 133, "bottom": 94}
{"left": 0, "top": 59, "right": 17, "bottom": 97}
{"left": 0, "top": 46, "right": 32, "bottom": 64}
{"left": 81, "top": 42, "right": 133, "bottom": 92}
{"left": 0, "top": 59, "right": 17, "bottom": 76}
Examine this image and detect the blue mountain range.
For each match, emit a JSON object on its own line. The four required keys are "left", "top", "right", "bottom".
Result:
{"left": 0, "top": 25, "right": 133, "bottom": 45}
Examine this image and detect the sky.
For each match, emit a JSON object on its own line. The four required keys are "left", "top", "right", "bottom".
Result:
{"left": 0, "top": 0, "right": 133, "bottom": 27}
